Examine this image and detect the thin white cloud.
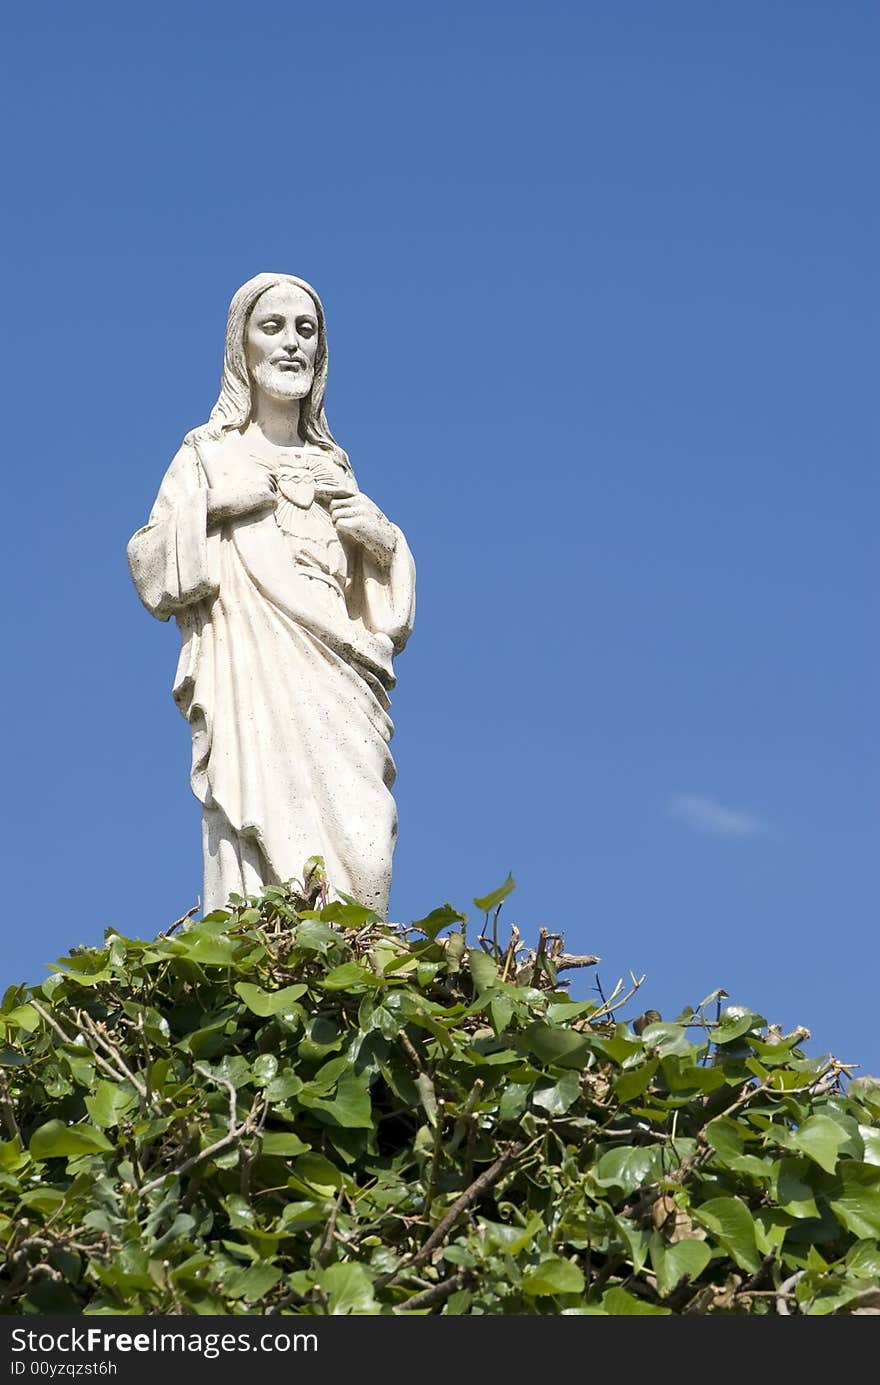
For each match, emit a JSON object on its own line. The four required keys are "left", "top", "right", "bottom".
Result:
{"left": 667, "top": 793, "right": 771, "bottom": 840}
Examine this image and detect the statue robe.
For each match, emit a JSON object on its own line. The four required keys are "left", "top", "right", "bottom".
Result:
{"left": 127, "top": 431, "right": 415, "bottom": 915}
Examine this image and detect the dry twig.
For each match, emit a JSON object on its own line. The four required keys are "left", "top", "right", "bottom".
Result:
{"left": 161, "top": 901, "right": 200, "bottom": 937}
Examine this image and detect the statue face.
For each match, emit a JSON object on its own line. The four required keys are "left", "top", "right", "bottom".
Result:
{"left": 245, "top": 283, "right": 320, "bottom": 406}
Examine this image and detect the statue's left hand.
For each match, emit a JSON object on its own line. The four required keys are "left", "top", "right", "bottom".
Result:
{"left": 329, "top": 494, "right": 398, "bottom": 567}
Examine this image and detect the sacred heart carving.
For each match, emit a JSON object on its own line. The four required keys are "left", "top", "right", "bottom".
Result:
{"left": 277, "top": 471, "right": 316, "bottom": 509}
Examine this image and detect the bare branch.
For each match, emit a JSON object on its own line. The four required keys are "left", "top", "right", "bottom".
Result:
{"left": 555, "top": 953, "right": 601, "bottom": 972}
{"left": 29, "top": 1000, "right": 134, "bottom": 1092}
{"left": 379, "top": 1141, "right": 524, "bottom": 1289}
{"left": 315, "top": 1189, "right": 345, "bottom": 1268}
{"left": 447, "top": 1080, "right": 484, "bottom": 1155}
{"left": 0, "top": 1072, "right": 20, "bottom": 1142}
{"left": 194, "top": 1064, "right": 238, "bottom": 1136}
{"left": 80, "top": 1013, "right": 149, "bottom": 1104}
{"left": 139, "top": 1094, "right": 264, "bottom": 1197}
{"left": 394, "top": 1271, "right": 467, "bottom": 1313}
{"left": 422, "top": 1101, "right": 446, "bottom": 1221}
{"left": 161, "top": 901, "right": 201, "bottom": 937}
{"left": 776, "top": 1270, "right": 804, "bottom": 1316}
{"left": 399, "top": 1031, "right": 425, "bottom": 1073}
{"left": 530, "top": 928, "right": 549, "bottom": 987}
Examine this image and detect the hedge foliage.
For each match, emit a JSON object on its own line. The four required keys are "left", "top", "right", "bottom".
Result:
{"left": 1, "top": 868, "right": 879, "bottom": 1316}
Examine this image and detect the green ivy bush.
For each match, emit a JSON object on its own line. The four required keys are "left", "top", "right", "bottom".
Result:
{"left": 1, "top": 868, "right": 879, "bottom": 1316}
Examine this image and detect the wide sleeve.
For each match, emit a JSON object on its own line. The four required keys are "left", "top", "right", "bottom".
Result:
{"left": 346, "top": 523, "right": 416, "bottom": 654}
{"left": 126, "top": 440, "right": 218, "bottom": 622}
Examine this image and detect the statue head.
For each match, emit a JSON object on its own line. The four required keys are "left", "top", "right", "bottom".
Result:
{"left": 192, "top": 272, "right": 349, "bottom": 467}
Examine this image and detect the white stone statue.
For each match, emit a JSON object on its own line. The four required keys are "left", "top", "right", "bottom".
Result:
{"left": 127, "top": 273, "right": 416, "bottom": 916}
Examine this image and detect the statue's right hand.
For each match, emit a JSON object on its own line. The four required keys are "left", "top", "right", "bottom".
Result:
{"left": 207, "top": 478, "right": 277, "bottom": 522}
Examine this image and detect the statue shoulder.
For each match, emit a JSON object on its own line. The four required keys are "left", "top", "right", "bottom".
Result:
{"left": 178, "top": 426, "right": 235, "bottom": 471}
{"left": 150, "top": 434, "right": 210, "bottom": 500}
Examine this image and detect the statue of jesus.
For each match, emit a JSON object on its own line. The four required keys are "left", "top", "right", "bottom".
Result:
{"left": 127, "top": 273, "right": 416, "bottom": 916}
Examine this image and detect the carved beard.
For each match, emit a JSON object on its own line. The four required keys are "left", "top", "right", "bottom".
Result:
{"left": 250, "top": 355, "right": 314, "bottom": 404}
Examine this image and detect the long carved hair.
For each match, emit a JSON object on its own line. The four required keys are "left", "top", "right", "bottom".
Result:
{"left": 187, "top": 272, "right": 350, "bottom": 470}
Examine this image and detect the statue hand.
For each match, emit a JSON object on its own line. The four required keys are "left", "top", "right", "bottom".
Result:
{"left": 207, "top": 477, "right": 277, "bottom": 522}
{"left": 329, "top": 494, "right": 398, "bottom": 567}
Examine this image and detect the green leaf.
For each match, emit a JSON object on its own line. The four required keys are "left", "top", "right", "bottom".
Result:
{"left": 320, "top": 1262, "right": 378, "bottom": 1314}
{"left": 774, "top": 1158, "right": 819, "bottom": 1219}
{"left": 828, "top": 1163, "right": 880, "bottom": 1239}
{"left": 615, "top": 1059, "right": 659, "bottom": 1102}
{"left": 521, "top": 1021, "right": 590, "bottom": 1070}
{"left": 850, "top": 1078, "right": 880, "bottom": 1113}
{"left": 846, "top": 1240, "right": 880, "bottom": 1280}
{"left": 468, "top": 950, "right": 498, "bottom": 994}
{"left": 198, "top": 909, "right": 235, "bottom": 926}
{"left": 591, "top": 1029, "right": 642, "bottom": 1064}
{"left": 308, "top": 1056, "right": 353, "bottom": 1095}
{"left": 533, "top": 1070, "right": 580, "bottom": 1115}
{"left": 602, "top": 1286, "right": 670, "bottom": 1315}
{"left": 473, "top": 875, "right": 516, "bottom": 912}
{"left": 299, "top": 1015, "right": 344, "bottom": 1061}
{"left": 520, "top": 1256, "right": 584, "bottom": 1296}
{"left": 753, "top": 1210, "right": 793, "bottom": 1257}
{"left": 367, "top": 1003, "right": 403, "bottom": 1041}
{"left": 265, "top": 1070, "right": 304, "bottom": 1102}
{"left": 705, "top": 1116, "right": 746, "bottom": 1160}
{"left": 29, "top": 1120, "right": 113, "bottom": 1160}
{"left": 300, "top": 1072, "right": 373, "bottom": 1128}
{"left": 444, "top": 931, "right": 466, "bottom": 973}
{"left": 214, "top": 1055, "right": 253, "bottom": 1088}
{"left": 177, "top": 927, "right": 245, "bottom": 966}
{"left": 792, "top": 1114, "right": 849, "bottom": 1174}
{"left": 224, "top": 1262, "right": 283, "bottom": 1302}
{"left": 479, "top": 1215, "right": 542, "bottom": 1255}
{"left": 638, "top": 1022, "right": 695, "bottom": 1058}
{"left": 660, "top": 1056, "right": 725, "bottom": 1093}
{"left": 593, "top": 1146, "right": 663, "bottom": 1196}
{"left": 293, "top": 920, "right": 342, "bottom": 952}
{"left": 712, "top": 1008, "right": 763, "bottom": 1044}
{"left": 859, "top": 1124, "right": 880, "bottom": 1167}
{"left": 489, "top": 993, "right": 514, "bottom": 1034}
{"left": 0, "top": 1140, "right": 27, "bottom": 1172}
{"left": 260, "top": 1132, "right": 310, "bottom": 1157}
{"left": 0, "top": 1048, "right": 29, "bottom": 1068}
{"left": 252, "top": 1054, "right": 278, "bottom": 1084}
{"left": 499, "top": 1085, "right": 528, "bottom": 1121}
{"left": 192, "top": 913, "right": 242, "bottom": 936}
{"left": 650, "top": 1235, "right": 712, "bottom": 1296}
{"left": 85, "top": 1081, "right": 137, "bottom": 1129}
{"left": 691, "top": 1197, "right": 762, "bottom": 1273}
{"left": 412, "top": 905, "right": 467, "bottom": 939}
{"left": 18, "top": 1188, "right": 66, "bottom": 1214}
{"left": 234, "top": 982, "right": 307, "bottom": 1016}
{"left": 320, "top": 963, "right": 379, "bottom": 991}
{"left": 294, "top": 1155, "right": 344, "bottom": 1193}
{"left": 319, "top": 900, "right": 379, "bottom": 929}
{"left": 48, "top": 967, "right": 113, "bottom": 988}
{"left": 382, "top": 952, "right": 418, "bottom": 976}
{"left": 5, "top": 1005, "right": 39, "bottom": 1032}
{"left": 546, "top": 999, "right": 599, "bottom": 1024}
{"left": 279, "top": 1201, "right": 324, "bottom": 1228}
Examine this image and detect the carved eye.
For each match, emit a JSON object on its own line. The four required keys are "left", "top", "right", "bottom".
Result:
{"left": 298, "top": 318, "right": 317, "bottom": 337}
{"left": 260, "top": 319, "right": 282, "bottom": 334}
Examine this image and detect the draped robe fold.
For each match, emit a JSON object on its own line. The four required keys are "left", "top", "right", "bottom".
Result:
{"left": 126, "top": 434, "right": 415, "bottom": 916}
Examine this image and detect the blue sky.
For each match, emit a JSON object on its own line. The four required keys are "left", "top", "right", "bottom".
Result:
{"left": 2, "top": 3, "right": 877, "bottom": 1072}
